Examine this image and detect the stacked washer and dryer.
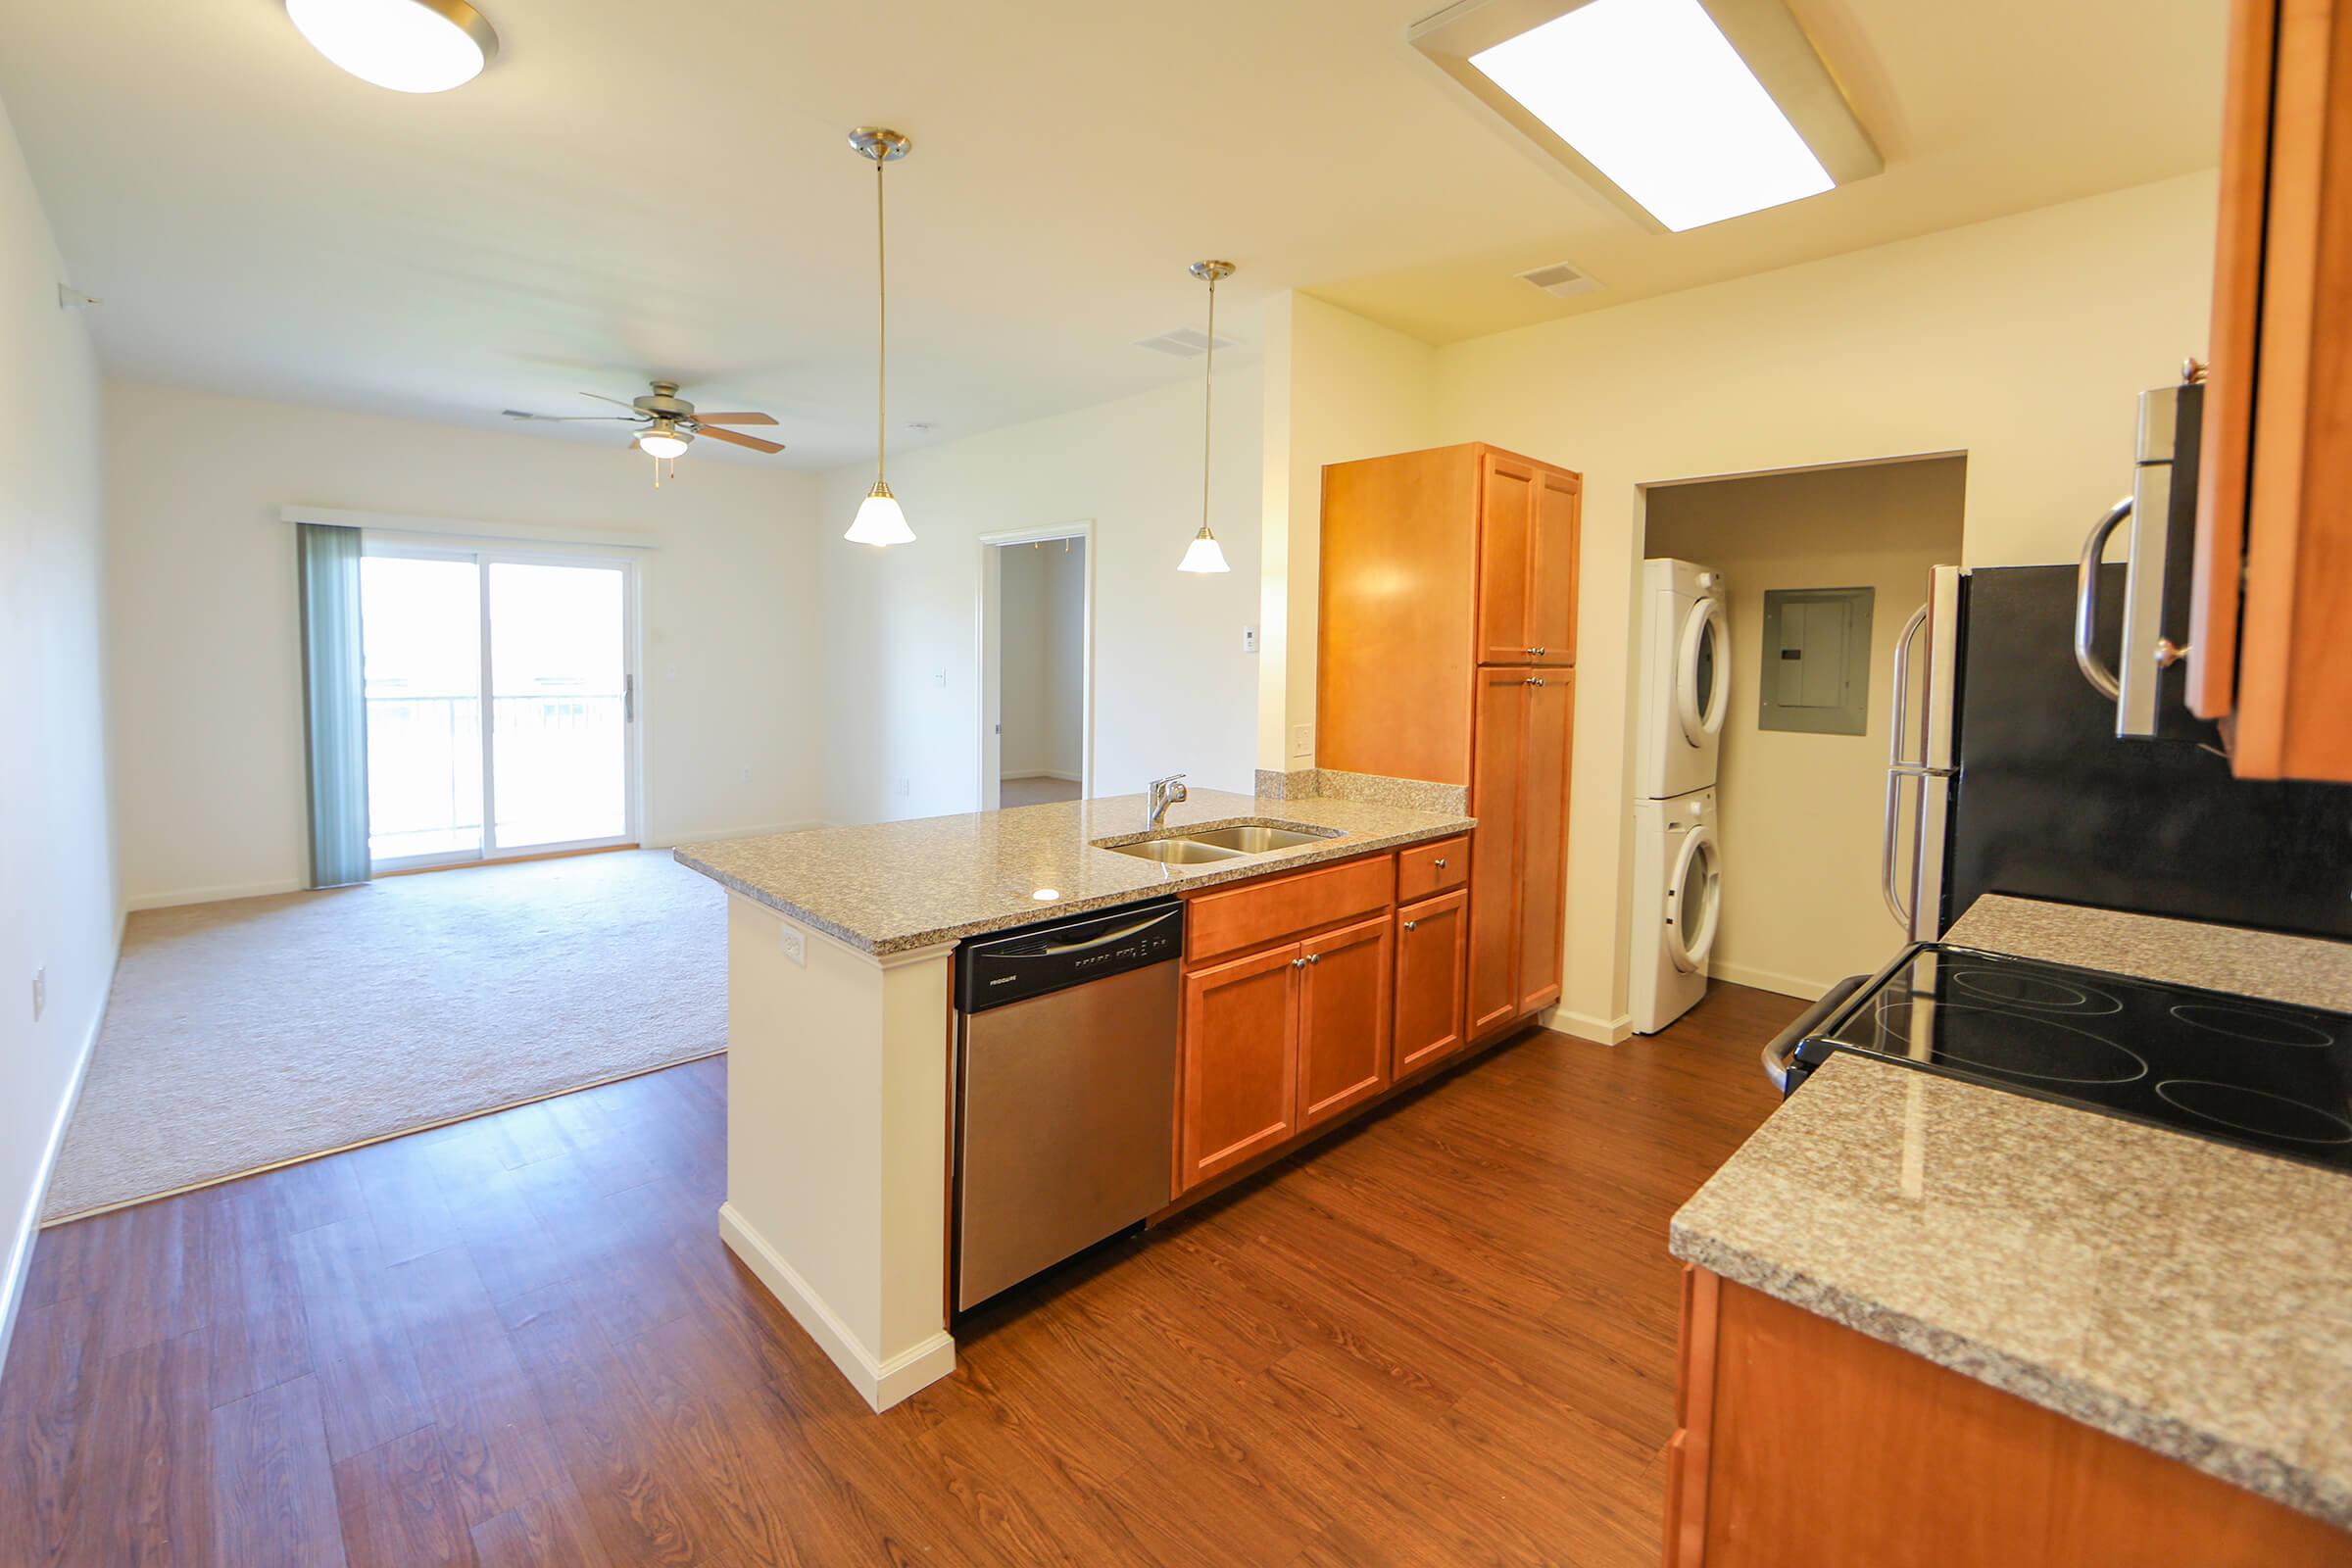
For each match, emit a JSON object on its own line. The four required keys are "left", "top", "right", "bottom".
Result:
{"left": 1631, "top": 559, "right": 1730, "bottom": 1035}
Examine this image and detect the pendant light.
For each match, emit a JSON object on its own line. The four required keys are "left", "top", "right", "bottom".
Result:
{"left": 845, "top": 128, "right": 916, "bottom": 547}
{"left": 1178, "top": 260, "right": 1235, "bottom": 573}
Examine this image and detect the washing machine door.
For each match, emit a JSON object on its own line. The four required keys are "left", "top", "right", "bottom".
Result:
{"left": 1663, "top": 824, "right": 1722, "bottom": 974}
{"left": 1676, "top": 597, "right": 1731, "bottom": 748}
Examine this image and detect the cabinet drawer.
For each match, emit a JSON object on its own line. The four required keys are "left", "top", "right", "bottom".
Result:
{"left": 1396, "top": 835, "right": 1468, "bottom": 903}
{"left": 1186, "top": 853, "right": 1396, "bottom": 965}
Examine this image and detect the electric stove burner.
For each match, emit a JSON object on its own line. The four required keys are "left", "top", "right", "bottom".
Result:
{"left": 1948, "top": 966, "right": 2124, "bottom": 1014}
{"left": 1862, "top": 1001, "right": 2148, "bottom": 1085}
{"left": 2169, "top": 1003, "right": 2336, "bottom": 1049}
{"left": 2153, "top": 1080, "right": 2352, "bottom": 1146}
{"left": 1797, "top": 945, "right": 2352, "bottom": 1173}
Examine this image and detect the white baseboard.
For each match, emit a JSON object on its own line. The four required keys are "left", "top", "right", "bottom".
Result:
{"left": 1002, "top": 769, "right": 1082, "bottom": 784}
{"left": 1710, "top": 961, "right": 1828, "bottom": 1002}
{"left": 716, "top": 1201, "right": 956, "bottom": 1412}
{"left": 1547, "top": 1006, "right": 1633, "bottom": 1045}
{"left": 125, "top": 876, "right": 306, "bottom": 912}
{"left": 0, "top": 936, "right": 117, "bottom": 1370}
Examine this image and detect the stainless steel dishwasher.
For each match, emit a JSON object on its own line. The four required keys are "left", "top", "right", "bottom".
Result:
{"left": 953, "top": 899, "right": 1182, "bottom": 1312}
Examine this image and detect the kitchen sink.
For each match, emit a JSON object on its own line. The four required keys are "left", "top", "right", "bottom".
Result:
{"left": 1096, "top": 820, "right": 1344, "bottom": 863}
{"left": 1100, "top": 837, "right": 1247, "bottom": 864}
{"left": 1181, "top": 823, "right": 1339, "bottom": 853}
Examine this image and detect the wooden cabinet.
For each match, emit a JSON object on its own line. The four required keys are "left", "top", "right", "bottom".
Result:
{"left": 1179, "top": 945, "right": 1301, "bottom": 1187}
{"left": 1298, "top": 915, "right": 1393, "bottom": 1129}
{"left": 1468, "top": 666, "right": 1576, "bottom": 1034}
{"left": 1394, "top": 889, "right": 1468, "bottom": 1076}
{"left": 1321, "top": 442, "right": 1582, "bottom": 1044}
{"left": 2187, "top": 0, "right": 2352, "bottom": 783}
{"left": 1664, "top": 1267, "right": 2351, "bottom": 1566}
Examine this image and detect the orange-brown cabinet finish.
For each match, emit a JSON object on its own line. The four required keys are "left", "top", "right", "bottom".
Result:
{"left": 1298, "top": 915, "right": 1394, "bottom": 1129}
{"left": 1394, "top": 889, "right": 1469, "bottom": 1077}
{"left": 1476, "top": 452, "right": 1540, "bottom": 665}
{"left": 2188, "top": 0, "right": 2352, "bottom": 783}
{"left": 1516, "top": 670, "right": 1574, "bottom": 1016}
{"left": 1467, "top": 667, "right": 1530, "bottom": 1037}
{"left": 1178, "top": 945, "right": 1299, "bottom": 1187}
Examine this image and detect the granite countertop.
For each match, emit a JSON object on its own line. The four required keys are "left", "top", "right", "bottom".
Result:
{"left": 674, "top": 787, "right": 1473, "bottom": 956}
{"left": 1673, "top": 896, "right": 2352, "bottom": 1531}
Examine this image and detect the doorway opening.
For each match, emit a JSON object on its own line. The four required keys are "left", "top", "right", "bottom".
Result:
{"left": 979, "top": 524, "right": 1093, "bottom": 810}
{"left": 360, "top": 540, "right": 640, "bottom": 870}
{"left": 1636, "top": 453, "right": 1966, "bottom": 1004}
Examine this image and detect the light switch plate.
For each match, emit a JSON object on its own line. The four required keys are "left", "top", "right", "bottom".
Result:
{"left": 1291, "top": 723, "right": 1313, "bottom": 759}
{"left": 778, "top": 924, "right": 807, "bottom": 967}
{"left": 1243, "top": 625, "right": 1258, "bottom": 654}
{"left": 31, "top": 967, "right": 44, "bottom": 1023}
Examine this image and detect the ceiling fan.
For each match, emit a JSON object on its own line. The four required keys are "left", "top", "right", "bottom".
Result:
{"left": 501, "top": 380, "right": 785, "bottom": 468}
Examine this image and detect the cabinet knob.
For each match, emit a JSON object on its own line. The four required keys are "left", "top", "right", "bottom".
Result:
{"left": 1433, "top": 857, "right": 1447, "bottom": 868}
{"left": 1525, "top": 675, "right": 1545, "bottom": 687}
{"left": 1403, "top": 920, "right": 1418, "bottom": 932}
{"left": 1292, "top": 957, "right": 1305, "bottom": 969}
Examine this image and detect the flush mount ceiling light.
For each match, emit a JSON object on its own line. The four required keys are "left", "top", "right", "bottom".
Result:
{"left": 1177, "top": 260, "right": 1234, "bottom": 574}
{"left": 284, "top": 0, "right": 499, "bottom": 94}
{"left": 1409, "top": 0, "right": 1879, "bottom": 233}
{"left": 845, "top": 127, "right": 917, "bottom": 548}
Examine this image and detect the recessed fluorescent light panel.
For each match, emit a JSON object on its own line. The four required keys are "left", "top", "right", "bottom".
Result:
{"left": 1410, "top": 0, "right": 1880, "bottom": 233}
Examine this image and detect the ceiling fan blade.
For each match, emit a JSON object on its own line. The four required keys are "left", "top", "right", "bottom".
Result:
{"left": 504, "top": 410, "right": 639, "bottom": 421}
{"left": 580, "top": 391, "right": 643, "bottom": 410}
{"left": 695, "top": 424, "right": 785, "bottom": 455}
{"left": 689, "top": 412, "right": 778, "bottom": 426}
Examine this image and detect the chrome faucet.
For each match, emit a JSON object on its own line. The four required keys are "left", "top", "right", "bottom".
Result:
{"left": 1146, "top": 772, "right": 1189, "bottom": 829}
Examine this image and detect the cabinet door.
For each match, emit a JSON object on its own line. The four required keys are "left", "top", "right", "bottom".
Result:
{"left": 1394, "top": 889, "right": 1468, "bottom": 1076}
{"left": 1180, "top": 945, "right": 1299, "bottom": 1189}
{"left": 1475, "top": 453, "right": 1538, "bottom": 664}
{"left": 1298, "top": 915, "right": 1394, "bottom": 1129}
{"left": 1528, "top": 467, "right": 1580, "bottom": 665}
{"left": 1516, "top": 669, "right": 1574, "bottom": 1016}
{"left": 1467, "top": 668, "right": 1529, "bottom": 1037}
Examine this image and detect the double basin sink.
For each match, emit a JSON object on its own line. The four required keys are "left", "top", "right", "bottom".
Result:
{"left": 1096, "top": 820, "right": 1341, "bottom": 864}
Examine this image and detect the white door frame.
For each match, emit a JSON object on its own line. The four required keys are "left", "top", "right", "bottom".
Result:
{"left": 361, "top": 530, "right": 645, "bottom": 870}
{"left": 976, "top": 520, "right": 1096, "bottom": 810}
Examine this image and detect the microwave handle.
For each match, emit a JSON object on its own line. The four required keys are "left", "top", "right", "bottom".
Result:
{"left": 2072, "top": 496, "right": 2132, "bottom": 702}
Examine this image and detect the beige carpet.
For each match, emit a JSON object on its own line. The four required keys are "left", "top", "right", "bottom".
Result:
{"left": 43, "top": 849, "right": 725, "bottom": 1220}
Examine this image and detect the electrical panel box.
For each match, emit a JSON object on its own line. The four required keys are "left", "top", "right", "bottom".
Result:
{"left": 1759, "top": 586, "right": 1874, "bottom": 735}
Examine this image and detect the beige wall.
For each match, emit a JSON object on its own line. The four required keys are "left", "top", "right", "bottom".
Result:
{"left": 1256, "top": 291, "right": 1437, "bottom": 771}
{"left": 105, "top": 381, "right": 829, "bottom": 908}
{"left": 1644, "top": 458, "right": 1966, "bottom": 999}
{"left": 1425, "top": 170, "right": 2219, "bottom": 1038}
{"left": 998, "top": 539, "right": 1084, "bottom": 781}
{"left": 0, "top": 97, "right": 117, "bottom": 1356}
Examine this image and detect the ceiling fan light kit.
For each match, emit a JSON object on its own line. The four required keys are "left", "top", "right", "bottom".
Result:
{"left": 844, "top": 127, "right": 916, "bottom": 548}
{"left": 1177, "top": 260, "right": 1235, "bottom": 574}
{"left": 284, "top": 0, "right": 499, "bottom": 94}
{"left": 502, "top": 379, "right": 783, "bottom": 487}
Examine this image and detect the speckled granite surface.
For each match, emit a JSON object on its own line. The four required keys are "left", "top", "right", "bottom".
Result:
{"left": 1676, "top": 897, "right": 2352, "bottom": 1530}
{"left": 674, "top": 788, "right": 1472, "bottom": 956}
{"left": 1946, "top": 894, "right": 2352, "bottom": 1011}
{"left": 1673, "top": 1056, "right": 2352, "bottom": 1529}
{"left": 1251, "top": 768, "right": 1468, "bottom": 814}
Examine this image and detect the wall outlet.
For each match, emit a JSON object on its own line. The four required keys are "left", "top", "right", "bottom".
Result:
{"left": 778, "top": 924, "right": 807, "bottom": 967}
{"left": 1291, "top": 723, "right": 1313, "bottom": 759}
{"left": 1242, "top": 625, "right": 1258, "bottom": 654}
{"left": 895, "top": 776, "right": 911, "bottom": 798}
{"left": 31, "top": 967, "right": 44, "bottom": 1022}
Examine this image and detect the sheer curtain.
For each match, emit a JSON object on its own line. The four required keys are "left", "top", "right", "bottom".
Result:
{"left": 298, "top": 521, "right": 371, "bottom": 887}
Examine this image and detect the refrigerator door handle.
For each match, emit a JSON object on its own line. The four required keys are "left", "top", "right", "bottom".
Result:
{"left": 1882, "top": 603, "right": 1931, "bottom": 930}
{"left": 2072, "top": 496, "right": 2132, "bottom": 702}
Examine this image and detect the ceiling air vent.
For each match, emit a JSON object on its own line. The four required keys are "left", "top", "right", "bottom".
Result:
{"left": 1136, "top": 327, "right": 1239, "bottom": 359}
{"left": 1517, "top": 261, "right": 1601, "bottom": 299}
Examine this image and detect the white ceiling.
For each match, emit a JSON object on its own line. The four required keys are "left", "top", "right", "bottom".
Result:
{"left": 0, "top": 0, "right": 2226, "bottom": 470}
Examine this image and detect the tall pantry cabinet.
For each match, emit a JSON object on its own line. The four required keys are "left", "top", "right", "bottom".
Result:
{"left": 1318, "top": 443, "right": 1582, "bottom": 1052}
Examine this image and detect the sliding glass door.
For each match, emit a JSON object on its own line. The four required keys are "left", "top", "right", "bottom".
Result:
{"left": 361, "top": 543, "right": 636, "bottom": 871}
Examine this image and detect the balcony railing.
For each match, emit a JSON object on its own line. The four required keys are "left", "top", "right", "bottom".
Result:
{"left": 365, "top": 692, "right": 624, "bottom": 859}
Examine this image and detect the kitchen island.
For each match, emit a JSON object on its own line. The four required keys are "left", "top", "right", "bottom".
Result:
{"left": 674, "top": 785, "right": 1473, "bottom": 1410}
{"left": 1665, "top": 895, "right": 2352, "bottom": 1559}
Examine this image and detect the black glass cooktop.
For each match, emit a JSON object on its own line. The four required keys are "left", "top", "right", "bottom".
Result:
{"left": 1792, "top": 945, "right": 2352, "bottom": 1172}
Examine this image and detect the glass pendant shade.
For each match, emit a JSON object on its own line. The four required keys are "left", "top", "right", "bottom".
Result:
{"left": 636, "top": 430, "right": 689, "bottom": 460}
{"left": 846, "top": 482, "right": 915, "bottom": 547}
{"left": 1177, "top": 524, "right": 1230, "bottom": 574}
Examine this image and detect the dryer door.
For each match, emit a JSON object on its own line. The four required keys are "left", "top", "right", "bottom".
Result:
{"left": 1663, "top": 824, "right": 1722, "bottom": 974}
{"left": 1676, "top": 597, "right": 1731, "bottom": 748}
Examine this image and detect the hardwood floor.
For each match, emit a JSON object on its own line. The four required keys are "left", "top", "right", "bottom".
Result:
{"left": 0, "top": 981, "right": 1796, "bottom": 1567}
